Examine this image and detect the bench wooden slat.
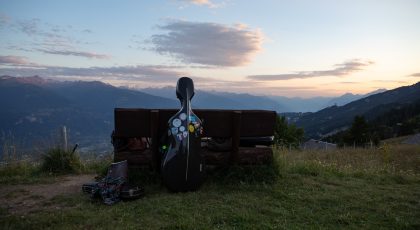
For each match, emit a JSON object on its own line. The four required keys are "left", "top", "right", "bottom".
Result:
{"left": 240, "top": 110, "right": 276, "bottom": 137}
{"left": 114, "top": 108, "right": 276, "bottom": 138}
{"left": 114, "top": 108, "right": 151, "bottom": 137}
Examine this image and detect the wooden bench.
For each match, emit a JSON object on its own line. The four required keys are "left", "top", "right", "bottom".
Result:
{"left": 112, "top": 108, "right": 276, "bottom": 169}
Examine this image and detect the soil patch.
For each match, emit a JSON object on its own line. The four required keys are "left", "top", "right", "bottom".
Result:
{"left": 0, "top": 174, "right": 94, "bottom": 215}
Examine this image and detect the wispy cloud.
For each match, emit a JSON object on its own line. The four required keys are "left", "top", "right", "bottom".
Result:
{"left": 14, "top": 18, "right": 68, "bottom": 40}
{"left": 0, "top": 56, "right": 184, "bottom": 82}
{"left": 0, "top": 55, "right": 38, "bottom": 66}
{"left": 4, "top": 16, "right": 105, "bottom": 60}
{"left": 371, "top": 80, "right": 407, "bottom": 84}
{"left": 149, "top": 21, "right": 264, "bottom": 67}
{"left": 82, "top": 29, "right": 92, "bottom": 33}
{"left": 177, "top": 0, "right": 223, "bottom": 8}
{"left": 0, "top": 13, "right": 10, "bottom": 28}
{"left": 409, "top": 73, "right": 420, "bottom": 77}
{"left": 35, "top": 49, "right": 110, "bottom": 59}
{"left": 337, "top": 81, "right": 360, "bottom": 84}
{"left": 248, "top": 59, "right": 374, "bottom": 81}
{"left": 0, "top": 55, "right": 264, "bottom": 90}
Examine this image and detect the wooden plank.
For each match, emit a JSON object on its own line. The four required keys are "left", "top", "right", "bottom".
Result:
{"left": 114, "top": 108, "right": 276, "bottom": 137}
{"left": 150, "top": 110, "right": 160, "bottom": 171}
{"left": 196, "top": 110, "right": 233, "bottom": 137}
{"left": 156, "top": 109, "right": 177, "bottom": 134}
{"left": 114, "top": 149, "right": 153, "bottom": 167}
{"left": 116, "top": 147, "right": 272, "bottom": 166}
{"left": 240, "top": 110, "right": 276, "bottom": 137}
{"left": 114, "top": 108, "right": 151, "bottom": 137}
{"left": 230, "top": 111, "right": 241, "bottom": 164}
{"left": 237, "top": 147, "right": 273, "bottom": 165}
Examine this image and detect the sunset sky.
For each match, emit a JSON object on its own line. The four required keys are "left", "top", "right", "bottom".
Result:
{"left": 1, "top": 0, "right": 419, "bottom": 97}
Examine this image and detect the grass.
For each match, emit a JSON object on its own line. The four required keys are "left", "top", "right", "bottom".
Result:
{"left": 1, "top": 144, "right": 420, "bottom": 229}
{"left": 0, "top": 151, "right": 111, "bottom": 185}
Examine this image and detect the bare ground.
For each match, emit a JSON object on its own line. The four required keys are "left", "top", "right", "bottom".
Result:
{"left": 0, "top": 174, "right": 94, "bottom": 215}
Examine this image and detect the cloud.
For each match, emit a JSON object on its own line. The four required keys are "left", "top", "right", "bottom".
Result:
{"left": 409, "top": 73, "right": 420, "bottom": 77}
{"left": 0, "top": 57, "right": 185, "bottom": 83}
{"left": 248, "top": 59, "right": 374, "bottom": 81}
{"left": 149, "top": 21, "right": 264, "bottom": 66}
{"left": 5, "top": 17, "right": 103, "bottom": 59}
{"left": 82, "top": 29, "right": 92, "bottom": 33}
{"left": 371, "top": 80, "right": 407, "bottom": 84}
{"left": 178, "top": 0, "right": 222, "bottom": 8}
{"left": 36, "top": 49, "right": 110, "bottom": 59}
{"left": 337, "top": 81, "right": 359, "bottom": 84}
{"left": 16, "top": 18, "right": 42, "bottom": 36}
{"left": 0, "top": 55, "right": 261, "bottom": 90}
{"left": 0, "top": 13, "right": 10, "bottom": 28}
{"left": 0, "top": 55, "right": 37, "bottom": 66}
{"left": 14, "top": 18, "right": 65, "bottom": 39}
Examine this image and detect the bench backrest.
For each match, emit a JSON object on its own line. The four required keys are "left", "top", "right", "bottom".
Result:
{"left": 114, "top": 108, "right": 276, "bottom": 138}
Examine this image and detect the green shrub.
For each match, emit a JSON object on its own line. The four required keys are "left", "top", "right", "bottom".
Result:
{"left": 41, "top": 148, "right": 82, "bottom": 174}
{"left": 0, "top": 161, "right": 42, "bottom": 184}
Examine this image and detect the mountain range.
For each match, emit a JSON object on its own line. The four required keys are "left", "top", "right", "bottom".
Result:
{"left": 1, "top": 75, "right": 414, "bottom": 153}
{"left": 141, "top": 87, "right": 385, "bottom": 113}
{"left": 294, "top": 82, "right": 420, "bottom": 139}
{"left": 0, "top": 76, "right": 177, "bottom": 152}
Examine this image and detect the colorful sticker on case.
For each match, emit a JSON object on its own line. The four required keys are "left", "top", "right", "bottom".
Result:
{"left": 179, "top": 113, "right": 187, "bottom": 121}
{"left": 183, "top": 131, "right": 188, "bottom": 138}
{"left": 179, "top": 126, "right": 185, "bottom": 132}
{"left": 177, "top": 133, "right": 183, "bottom": 141}
{"left": 189, "top": 115, "right": 196, "bottom": 122}
{"left": 171, "top": 127, "right": 178, "bottom": 135}
{"left": 189, "top": 124, "right": 195, "bottom": 133}
{"left": 172, "top": 118, "right": 181, "bottom": 127}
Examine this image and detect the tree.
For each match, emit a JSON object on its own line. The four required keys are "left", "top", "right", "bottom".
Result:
{"left": 274, "top": 115, "right": 304, "bottom": 148}
{"left": 342, "top": 115, "right": 380, "bottom": 147}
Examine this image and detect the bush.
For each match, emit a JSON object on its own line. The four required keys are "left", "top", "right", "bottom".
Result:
{"left": 0, "top": 161, "right": 41, "bottom": 184}
{"left": 41, "top": 148, "right": 82, "bottom": 174}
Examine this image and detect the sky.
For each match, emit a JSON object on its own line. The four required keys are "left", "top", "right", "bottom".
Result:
{"left": 0, "top": 0, "right": 419, "bottom": 97}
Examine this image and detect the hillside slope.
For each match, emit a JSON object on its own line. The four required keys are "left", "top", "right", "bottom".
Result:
{"left": 0, "top": 76, "right": 178, "bottom": 151}
{"left": 295, "top": 82, "right": 420, "bottom": 138}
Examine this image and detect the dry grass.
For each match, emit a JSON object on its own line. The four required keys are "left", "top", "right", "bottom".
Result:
{"left": 1, "top": 144, "right": 420, "bottom": 229}
{"left": 279, "top": 144, "right": 420, "bottom": 176}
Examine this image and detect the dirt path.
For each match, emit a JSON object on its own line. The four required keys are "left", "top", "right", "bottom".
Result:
{"left": 0, "top": 174, "right": 95, "bottom": 215}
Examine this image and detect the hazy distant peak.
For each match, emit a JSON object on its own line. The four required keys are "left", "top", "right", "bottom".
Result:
{"left": 341, "top": 92, "right": 356, "bottom": 97}
{"left": 365, "top": 88, "right": 387, "bottom": 96}
{"left": 0, "top": 75, "right": 54, "bottom": 86}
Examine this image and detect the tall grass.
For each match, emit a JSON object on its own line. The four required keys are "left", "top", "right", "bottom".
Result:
{"left": 278, "top": 144, "right": 420, "bottom": 176}
{"left": 2, "top": 144, "right": 419, "bottom": 229}
{"left": 0, "top": 160, "right": 42, "bottom": 184}
{"left": 40, "top": 148, "right": 83, "bottom": 174}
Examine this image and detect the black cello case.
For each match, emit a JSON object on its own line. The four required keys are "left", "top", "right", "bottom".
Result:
{"left": 161, "top": 77, "right": 205, "bottom": 192}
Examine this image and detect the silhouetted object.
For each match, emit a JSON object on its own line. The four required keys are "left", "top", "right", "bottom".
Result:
{"left": 82, "top": 160, "right": 144, "bottom": 204}
{"left": 71, "top": 143, "right": 78, "bottom": 154}
{"left": 161, "top": 77, "right": 205, "bottom": 192}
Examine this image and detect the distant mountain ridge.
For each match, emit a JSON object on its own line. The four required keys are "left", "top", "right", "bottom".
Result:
{"left": 141, "top": 87, "right": 287, "bottom": 111}
{"left": 1, "top": 75, "right": 413, "bottom": 152}
{"left": 142, "top": 87, "right": 385, "bottom": 113}
{"left": 269, "top": 89, "right": 387, "bottom": 112}
{"left": 0, "top": 76, "right": 178, "bottom": 152}
{"left": 295, "top": 82, "right": 420, "bottom": 139}
{"left": 325, "top": 88, "right": 387, "bottom": 108}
